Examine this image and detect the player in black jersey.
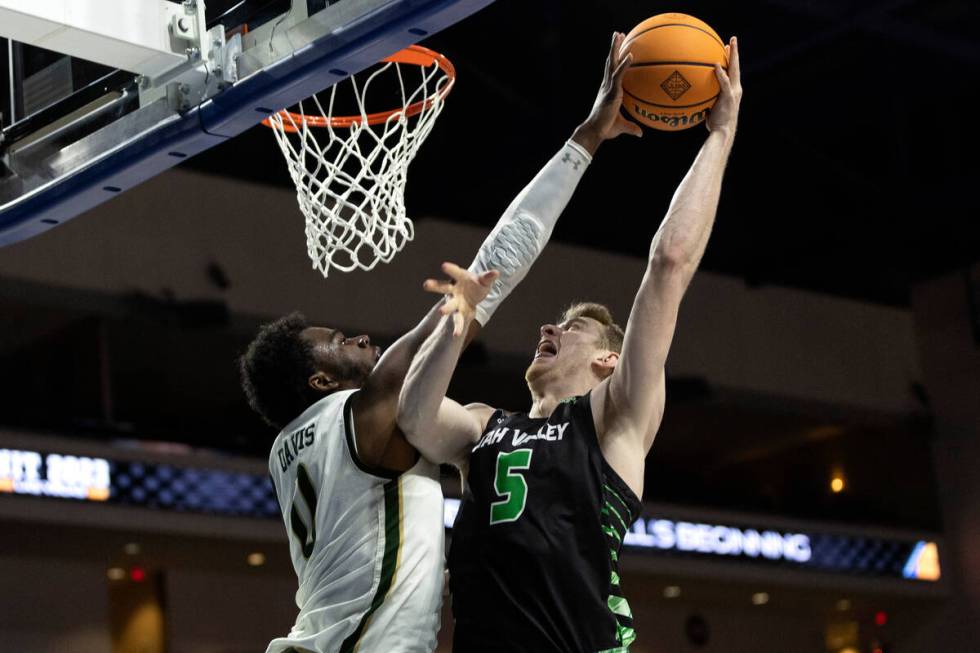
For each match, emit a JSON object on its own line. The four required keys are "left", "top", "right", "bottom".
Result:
{"left": 397, "top": 34, "right": 742, "bottom": 652}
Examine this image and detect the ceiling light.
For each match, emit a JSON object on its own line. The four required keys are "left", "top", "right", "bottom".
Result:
{"left": 830, "top": 468, "right": 846, "bottom": 494}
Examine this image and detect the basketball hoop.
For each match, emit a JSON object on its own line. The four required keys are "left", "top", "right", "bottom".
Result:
{"left": 262, "top": 45, "right": 455, "bottom": 276}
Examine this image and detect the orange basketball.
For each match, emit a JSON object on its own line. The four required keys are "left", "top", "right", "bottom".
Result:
{"left": 620, "top": 13, "right": 728, "bottom": 131}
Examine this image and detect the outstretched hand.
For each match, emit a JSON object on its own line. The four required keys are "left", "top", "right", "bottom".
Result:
{"left": 423, "top": 263, "right": 500, "bottom": 336}
{"left": 573, "top": 32, "right": 644, "bottom": 155}
{"left": 707, "top": 36, "right": 742, "bottom": 135}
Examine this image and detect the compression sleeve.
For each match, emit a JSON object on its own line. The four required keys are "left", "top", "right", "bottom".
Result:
{"left": 468, "top": 139, "right": 592, "bottom": 325}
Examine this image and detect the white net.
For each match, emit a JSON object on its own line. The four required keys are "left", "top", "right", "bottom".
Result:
{"left": 266, "top": 51, "right": 452, "bottom": 276}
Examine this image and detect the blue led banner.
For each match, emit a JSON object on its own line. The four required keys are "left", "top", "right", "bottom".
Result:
{"left": 1, "top": 447, "right": 940, "bottom": 582}
{"left": 442, "top": 498, "right": 941, "bottom": 582}
{"left": 110, "top": 458, "right": 280, "bottom": 518}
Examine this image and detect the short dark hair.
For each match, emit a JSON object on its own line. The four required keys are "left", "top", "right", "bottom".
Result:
{"left": 560, "top": 302, "right": 624, "bottom": 353}
{"left": 239, "top": 312, "right": 320, "bottom": 429}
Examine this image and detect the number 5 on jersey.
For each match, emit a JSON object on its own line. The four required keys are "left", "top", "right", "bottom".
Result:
{"left": 490, "top": 449, "right": 533, "bottom": 525}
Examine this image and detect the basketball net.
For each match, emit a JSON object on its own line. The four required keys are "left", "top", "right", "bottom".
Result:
{"left": 264, "top": 46, "right": 455, "bottom": 276}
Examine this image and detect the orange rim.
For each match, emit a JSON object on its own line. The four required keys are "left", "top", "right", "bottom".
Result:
{"left": 262, "top": 45, "right": 455, "bottom": 131}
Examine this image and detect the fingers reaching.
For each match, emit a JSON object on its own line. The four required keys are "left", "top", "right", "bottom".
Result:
{"left": 603, "top": 34, "right": 615, "bottom": 81}
{"left": 478, "top": 270, "right": 500, "bottom": 287}
{"left": 618, "top": 115, "right": 643, "bottom": 138}
{"left": 715, "top": 36, "right": 741, "bottom": 100}
{"left": 714, "top": 63, "right": 731, "bottom": 92}
{"left": 441, "top": 261, "right": 468, "bottom": 282}
{"left": 606, "top": 32, "right": 626, "bottom": 77}
{"left": 423, "top": 278, "right": 454, "bottom": 295}
{"left": 614, "top": 32, "right": 625, "bottom": 64}
{"left": 611, "top": 52, "right": 633, "bottom": 88}
{"left": 728, "top": 36, "right": 740, "bottom": 88}
{"left": 424, "top": 262, "right": 497, "bottom": 336}
{"left": 439, "top": 295, "right": 458, "bottom": 315}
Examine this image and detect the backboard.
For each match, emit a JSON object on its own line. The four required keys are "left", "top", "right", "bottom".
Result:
{"left": 0, "top": 0, "right": 494, "bottom": 247}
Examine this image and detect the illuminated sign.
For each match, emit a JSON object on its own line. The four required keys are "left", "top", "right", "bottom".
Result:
{"left": 0, "top": 448, "right": 277, "bottom": 518}
{"left": 903, "top": 541, "right": 941, "bottom": 581}
{"left": 623, "top": 518, "right": 812, "bottom": 563}
{"left": 0, "top": 448, "right": 110, "bottom": 501}
{"left": 0, "top": 448, "right": 941, "bottom": 584}
{"left": 442, "top": 498, "right": 940, "bottom": 582}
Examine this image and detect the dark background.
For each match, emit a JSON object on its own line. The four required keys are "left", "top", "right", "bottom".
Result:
{"left": 188, "top": 0, "right": 980, "bottom": 307}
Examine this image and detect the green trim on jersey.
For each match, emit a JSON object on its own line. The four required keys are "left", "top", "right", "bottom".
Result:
{"left": 601, "top": 478, "right": 637, "bottom": 651}
{"left": 603, "top": 484, "right": 632, "bottom": 518}
{"left": 339, "top": 478, "right": 402, "bottom": 653}
{"left": 607, "top": 595, "right": 631, "bottom": 617}
{"left": 602, "top": 500, "right": 629, "bottom": 533}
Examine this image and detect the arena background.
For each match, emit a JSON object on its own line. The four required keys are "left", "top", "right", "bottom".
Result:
{"left": 1, "top": 1, "right": 978, "bottom": 652}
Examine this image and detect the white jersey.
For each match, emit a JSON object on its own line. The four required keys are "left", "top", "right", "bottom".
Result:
{"left": 265, "top": 389, "right": 445, "bottom": 653}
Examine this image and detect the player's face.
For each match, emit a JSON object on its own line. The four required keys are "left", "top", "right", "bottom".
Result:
{"left": 303, "top": 326, "right": 381, "bottom": 387}
{"left": 525, "top": 317, "right": 606, "bottom": 384}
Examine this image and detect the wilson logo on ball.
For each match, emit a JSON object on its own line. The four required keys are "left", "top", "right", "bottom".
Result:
{"left": 660, "top": 71, "right": 692, "bottom": 100}
{"left": 633, "top": 104, "right": 710, "bottom": 130}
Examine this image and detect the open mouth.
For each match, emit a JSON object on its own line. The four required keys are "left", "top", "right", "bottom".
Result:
{"left": 534, "top": 339, "right": 558, "bottom": 360}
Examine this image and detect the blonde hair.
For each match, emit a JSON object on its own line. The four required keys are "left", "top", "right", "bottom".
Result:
{"left": 560, "top": 302, "right": 624, "bottom": 353}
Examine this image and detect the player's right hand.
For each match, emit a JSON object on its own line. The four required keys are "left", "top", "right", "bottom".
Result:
{"left": 574, "top": 32, "right": 644, "bottom": 153}
{"left": 423, "top": 263, "right": 499, "bottom": 336}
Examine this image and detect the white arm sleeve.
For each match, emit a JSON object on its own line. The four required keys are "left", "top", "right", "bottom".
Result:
{"left": 467, "top": 139, "right": 592, "bottom": 325}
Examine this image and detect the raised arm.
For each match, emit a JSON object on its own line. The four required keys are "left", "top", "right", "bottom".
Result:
{"left": 356, "top": 34, "right": 644, "bottom": 469}
{"left": 466, "top": 33, "right": 639, "bottom": 325}
{"left": 594, "top": 38, "right": 742, "bottom": 492}
{"left": 397, "top": 264, "right": 499, "bottom": 466}
{"left": 349, "top": 297, "right": 472, "bottom": 472}
{"left": 394, "top": 33, "right": 644, "bottom": 467}
{"left": 350, "top": 121, "right": 597, "bottom": 470}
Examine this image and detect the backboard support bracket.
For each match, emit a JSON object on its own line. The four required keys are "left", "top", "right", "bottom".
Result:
{"left": 0, "top": 0, "right": 496, "bottom": 246}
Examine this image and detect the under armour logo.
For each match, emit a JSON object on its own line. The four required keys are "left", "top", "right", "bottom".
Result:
{"left": 561, "top": 152, "right": 582, "bottom": 170}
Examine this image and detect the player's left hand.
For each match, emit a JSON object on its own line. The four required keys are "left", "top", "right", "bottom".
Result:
{"left": 574, "top": 32, "right": 644, "bottom": 154}
{"left": 707, "top": 36, "right": 742, "bottom": 135}
{"left": 423, "top": 263, "right": 500, "bottom": 336}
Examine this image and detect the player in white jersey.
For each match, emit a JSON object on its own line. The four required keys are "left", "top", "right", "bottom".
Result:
{"left": 262, "top": 387, "right": 448, "bottom": 653}
{"left": 239, "top": 39, "right": 640, "bottom": 652}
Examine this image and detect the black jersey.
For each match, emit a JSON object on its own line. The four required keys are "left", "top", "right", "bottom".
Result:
{"left": 448, "top": 394, "right": 642, "bottom": 652}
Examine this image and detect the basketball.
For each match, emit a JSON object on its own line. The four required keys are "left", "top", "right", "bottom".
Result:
{"left": 620, "top": 13, "right": 729, "bottom": 131}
